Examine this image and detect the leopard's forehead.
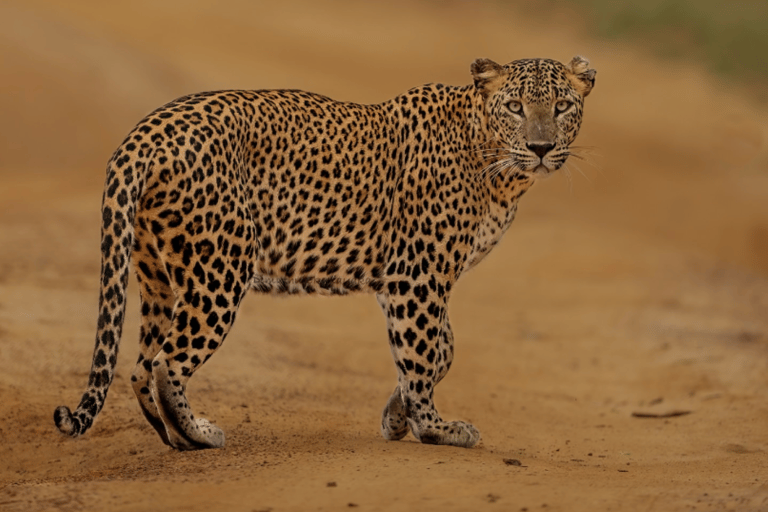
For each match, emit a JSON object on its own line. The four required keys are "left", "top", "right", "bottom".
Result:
{"left": 501, "top": 58, "right": 571, "bottom": 103}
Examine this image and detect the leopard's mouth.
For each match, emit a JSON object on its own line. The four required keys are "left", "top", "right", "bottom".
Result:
{"left": 530, "top": 163, "right": 553, "bottom": 178}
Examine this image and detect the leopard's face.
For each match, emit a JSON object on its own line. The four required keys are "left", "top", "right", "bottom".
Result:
{"left": 472, "top": 56, "right": 596, "bottom": 178}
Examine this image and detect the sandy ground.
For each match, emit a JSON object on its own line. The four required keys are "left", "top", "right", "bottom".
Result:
{"left": 1, "top": 1, "right": 767, "bottom": 511}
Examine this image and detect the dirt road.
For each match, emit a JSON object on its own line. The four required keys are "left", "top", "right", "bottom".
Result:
{"left": 1, "top": 1, "right": 767, "bottom": 511}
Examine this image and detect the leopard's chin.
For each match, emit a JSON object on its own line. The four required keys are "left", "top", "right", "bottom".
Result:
{"left": 530, "top": 164, "right": 554, "bottom": 178}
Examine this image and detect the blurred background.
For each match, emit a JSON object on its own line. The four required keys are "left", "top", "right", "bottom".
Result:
{"left": 1, "top": 1, "right": 767, "bottom": 508}
{"left": 1, "top": 0, "right": 766, "bottom": 276}
{"left": 533, "top": 0, "right": 768, "bottom": 99}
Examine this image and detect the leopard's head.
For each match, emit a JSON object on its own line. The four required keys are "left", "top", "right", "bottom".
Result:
{"left": 472, "top": 56, "right": 596, "bottom": 177}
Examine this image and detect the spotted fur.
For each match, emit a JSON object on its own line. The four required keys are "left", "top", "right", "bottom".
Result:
{"left": 54, "top": 56, "right": 596, "bottom": 450}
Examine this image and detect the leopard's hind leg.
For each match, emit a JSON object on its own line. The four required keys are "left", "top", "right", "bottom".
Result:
{"left": 130, "top": 236, "right": 176, "bottom": 446}
{"left": 145, "top": 255, "right": 251, "bottom": 450}
{"left": 145, "top": 213, "right": 254, "bottom": 449}
{"left": 132, "top": 162, "right": 255, "bottom": 449}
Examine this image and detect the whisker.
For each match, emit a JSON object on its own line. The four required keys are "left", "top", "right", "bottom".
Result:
{"left": 473, "top": 149, "right": 512, "bottom": 157}
{"left": 500, "top": 160, "right": 524, "bottom": 179}
{"left": 480, "top": 158, "right": 511, "bottom": 179}
{"left": 567, "top": 159, "right": 593, "bottom": 183}
{"left": 494, "top": 160, "right": 515, "bottom": 177}
{"left": 471, "top": 138, "right": 504, "bottom": 152}
{"left": 561, "top": 163, "right": 573, "bottom": 193}
{"left": 569, "top": 145, "right": 602, "bottom": 159}
{"left": 568, "top": 150, "right": 604, "bottom": 177}
{"left": 492, "top": 158, "right": 522, "bottom": 181}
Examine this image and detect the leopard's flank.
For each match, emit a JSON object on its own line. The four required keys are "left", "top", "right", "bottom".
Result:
{"left": 55, "top": 56, "right": 596, "bottom": 450}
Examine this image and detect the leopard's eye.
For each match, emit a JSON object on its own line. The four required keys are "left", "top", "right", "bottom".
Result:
{"left": 555, "top": 100, "right": 572, "bottom": 115}
{"left": 507, "top": 101, "right": 523, "bottom": 116}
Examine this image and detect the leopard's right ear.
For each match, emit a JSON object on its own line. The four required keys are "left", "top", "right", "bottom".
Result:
{"left": 471, "top": 58, "right": 504, "bottom": 99}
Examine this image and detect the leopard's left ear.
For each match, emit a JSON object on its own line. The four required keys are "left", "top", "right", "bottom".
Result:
{"left": 566, "top": 56, "right": 596, "bottom": 97}
{"left": 471, "top": 58, "right": 504, "bottom": 99}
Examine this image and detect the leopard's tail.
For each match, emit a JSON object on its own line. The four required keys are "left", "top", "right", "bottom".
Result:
{"left": 54, "top": 149, "right": 148, "bottom": 438}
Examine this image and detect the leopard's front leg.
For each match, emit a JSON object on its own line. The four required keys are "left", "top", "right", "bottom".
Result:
{"left": 377, "top": 288, "right": 480, "bottom": 448}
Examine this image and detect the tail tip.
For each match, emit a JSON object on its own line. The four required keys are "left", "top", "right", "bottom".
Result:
{"left": 54, "top": 405, "right": 79, "bottom": 437}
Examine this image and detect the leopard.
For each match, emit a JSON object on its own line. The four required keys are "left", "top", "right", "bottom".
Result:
{"left": 54, "top": 56, "right": 596, "bottom": 451}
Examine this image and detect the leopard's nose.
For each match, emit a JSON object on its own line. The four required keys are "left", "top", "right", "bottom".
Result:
{"left": 526, "top": 141, "right": 555, "bottom": 158}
